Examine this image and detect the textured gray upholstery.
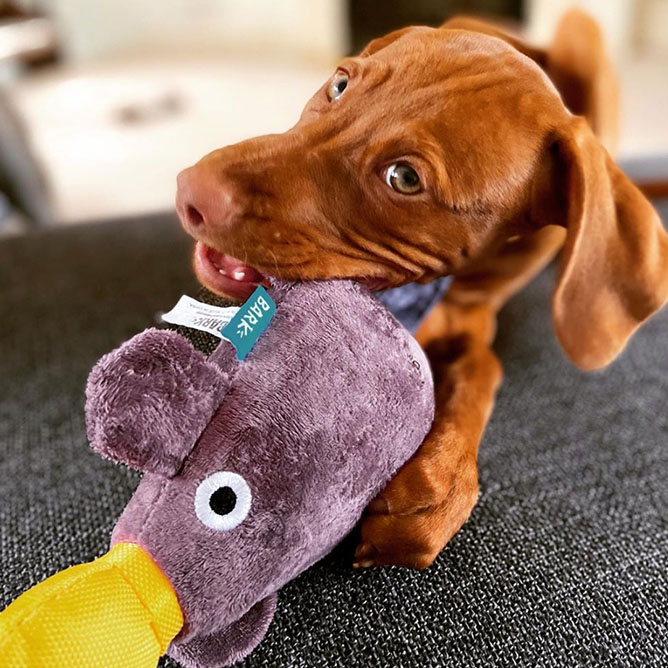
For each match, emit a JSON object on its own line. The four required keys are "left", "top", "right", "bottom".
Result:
{"left": 1, "top": 208, "right": 667, "bottom": 667}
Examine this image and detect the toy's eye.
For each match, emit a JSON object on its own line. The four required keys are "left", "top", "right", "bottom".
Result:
{"left": 385, "top": 163, "right": 421, "bottom": 195}
{"left": 326, "top": 71, "right": 348, "bottom": 101}
{"left": 195, "top": 471, "right": 252, "bottom": 530}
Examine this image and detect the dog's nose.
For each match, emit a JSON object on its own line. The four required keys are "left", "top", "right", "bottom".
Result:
{"left": 176, "top": 165, "right": 243, "bottom": 232}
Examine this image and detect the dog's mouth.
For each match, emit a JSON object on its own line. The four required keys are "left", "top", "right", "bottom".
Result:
{"left": 194, "top": 242, "right": 268, "bottom": 301}
{"left": 195, "top": 241, "right": 397, "bottom": 300}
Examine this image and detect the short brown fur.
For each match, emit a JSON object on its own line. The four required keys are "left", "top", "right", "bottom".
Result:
{"left": 176, "top": 10, "right": 668, "bottom": 568}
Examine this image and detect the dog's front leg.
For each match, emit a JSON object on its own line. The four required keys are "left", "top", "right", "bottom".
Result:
{"left": 354, "top": 301, "right": 502, "bottom": 569}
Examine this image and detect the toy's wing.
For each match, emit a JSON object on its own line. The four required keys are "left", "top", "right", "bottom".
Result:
{"left": 86, "top": 328, "right": 233, "bottom": 476}
{"left": 168, "top": 594, "right": 277, "bottom": 668}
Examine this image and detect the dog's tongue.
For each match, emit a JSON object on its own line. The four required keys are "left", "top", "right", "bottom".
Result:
{"left": 195, "top": 242, "right": 265, "bottom": 301}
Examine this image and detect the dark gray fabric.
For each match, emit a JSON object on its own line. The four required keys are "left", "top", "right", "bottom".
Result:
{"left": 620, "top": 154, "right": 668, "bottom": 183}
{"left": 1, "top": 207, "right": 667, "bottom": 667}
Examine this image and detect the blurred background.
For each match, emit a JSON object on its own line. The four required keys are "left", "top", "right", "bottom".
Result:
{"left": 0, "top": 0, "right": 667, "bottom": 234}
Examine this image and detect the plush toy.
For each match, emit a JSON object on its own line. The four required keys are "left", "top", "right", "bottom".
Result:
{"left": 0, "top": 279, "right": 434, "bottom": 668}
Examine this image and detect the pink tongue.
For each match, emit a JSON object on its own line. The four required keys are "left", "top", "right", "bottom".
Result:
{"left": 207, "top": 248, "right": 264, "bottom": 283}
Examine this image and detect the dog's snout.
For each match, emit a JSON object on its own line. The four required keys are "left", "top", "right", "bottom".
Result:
{"left": 176, "top": 165, "right": 244, "bottom": 232}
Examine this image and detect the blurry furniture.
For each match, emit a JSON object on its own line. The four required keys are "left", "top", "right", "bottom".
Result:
{"left": 5, "top": 57, "right": 331, "bottom": 224}
{"left": 1, "top": 205, "right": 667, "bottom": 666}
{"left": 1, "top": 0, "right": 666, "bottom": 226}
{"left": 621, "top": 154, "right": 668, "bottom": 200}
{"left": 0, "top": 91, "right": 51, "bottom": 230}
{"left": 0, "top": 2, "right": 58, "bottom": 68}
{"left": 45, "top": 0, "right": 346, "bottom": 64}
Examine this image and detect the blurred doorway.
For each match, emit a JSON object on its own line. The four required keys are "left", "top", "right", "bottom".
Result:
{"left": 348, "top": 0, "right": 522, "bottom": 53}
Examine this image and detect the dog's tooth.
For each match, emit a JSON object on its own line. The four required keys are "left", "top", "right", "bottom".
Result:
{"left": 218, "top": 268, "right": 227, "bottom": 276}
{"left": 233, "top": 270, "right": 246, "bottom": 281}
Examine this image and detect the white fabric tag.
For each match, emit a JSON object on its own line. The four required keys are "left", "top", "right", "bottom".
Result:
{"left": 160, "top": 295, "right": 240, "bottom": 339}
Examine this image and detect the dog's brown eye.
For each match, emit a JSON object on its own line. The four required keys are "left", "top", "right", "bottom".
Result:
{"left": 385, "top": 163, "right": 421, "bottom": 195}
{"left": 327, "top": 71, "right": 348, "bottom": 102}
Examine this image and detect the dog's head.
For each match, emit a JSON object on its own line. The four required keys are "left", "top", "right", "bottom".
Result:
{"left": 176, "top": 15, "right": 668, "bottom": 371}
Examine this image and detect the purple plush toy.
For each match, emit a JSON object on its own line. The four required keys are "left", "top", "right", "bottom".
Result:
{"left": 0, "top": 280, "right": 433, "bottom": 668}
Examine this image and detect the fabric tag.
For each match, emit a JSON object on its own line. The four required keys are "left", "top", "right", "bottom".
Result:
{"left": 160, "top": 295, "right": 239, "bottom": 338}
{"left": 221, "top": 286, "right": 276, "bottom": 360}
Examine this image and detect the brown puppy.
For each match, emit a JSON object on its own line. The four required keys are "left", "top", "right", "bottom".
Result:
{"left": 175, "top": 11, "right": 668, "bottom": 568}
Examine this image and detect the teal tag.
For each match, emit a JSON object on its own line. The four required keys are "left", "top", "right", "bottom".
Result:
{"left": 221, "top": 286, "right": 276, "bottom": 360}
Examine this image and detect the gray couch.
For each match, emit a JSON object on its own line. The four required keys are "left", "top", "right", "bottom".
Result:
{"left": 1, "top": 209, "right": 667, "bottom": 667}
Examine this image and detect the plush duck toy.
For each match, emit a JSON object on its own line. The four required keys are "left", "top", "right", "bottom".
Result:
{"left": 0, "top": 279, "right": 434, "bottom": 668}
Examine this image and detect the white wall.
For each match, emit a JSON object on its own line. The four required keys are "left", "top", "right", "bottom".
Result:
{"left": 526, "top": 0, "right": 636, "bottom": 58}
{"left": 42, "top": 0, "right": 348, "bottom": 64}
{"left": 635, "top": 0, "right": 668, "bottom": 54}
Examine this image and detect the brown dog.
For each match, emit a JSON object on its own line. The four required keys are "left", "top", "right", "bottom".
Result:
{"left": 175, "top": 11, "right": 668, "bottom": 569}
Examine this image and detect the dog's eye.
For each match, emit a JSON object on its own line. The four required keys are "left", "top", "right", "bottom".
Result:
{"left": 327, "top": 71, "right": 348, "bottom": 102}
{"left": 385, "top": 163, "right": 421, "bottom": 195}
{"left": 195, "top": 471, "right": 252, "bottom": 530}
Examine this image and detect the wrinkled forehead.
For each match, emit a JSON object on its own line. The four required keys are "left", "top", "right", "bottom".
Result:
{"left": 343, "top": 28, "right": 562, "bottom": 135}
{"left": 337, "top": 28, "right": 566, "bottom": 194}
{"left": 363, "top": 27, "right": 555, "bottom": 92}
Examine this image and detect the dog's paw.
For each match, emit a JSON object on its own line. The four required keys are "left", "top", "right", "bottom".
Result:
{"left": 353, "top": 456, "right": 479, "bottom": 569}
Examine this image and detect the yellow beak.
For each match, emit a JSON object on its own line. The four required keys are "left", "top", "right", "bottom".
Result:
{"left": 0, "top": 542, "right": 183, "bottom": 668}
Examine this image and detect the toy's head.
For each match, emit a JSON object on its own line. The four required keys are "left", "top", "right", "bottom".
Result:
{"left": 0, "top": 280, "right": 434, "bottom": 668}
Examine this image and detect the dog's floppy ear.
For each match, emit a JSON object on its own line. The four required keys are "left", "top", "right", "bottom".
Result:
{"left": 444, "top": 10, "right": 618, "bottom": 152}
{"left": 533, "top": 117, "right": 668, "bottom": 370}
{"left": 360, "top": 26, "right": 422, "bottom": 57}
{"left": 442, "top": 15, "right": 547, "bottom": 66}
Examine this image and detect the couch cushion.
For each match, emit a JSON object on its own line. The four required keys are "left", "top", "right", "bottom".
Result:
{"left": 1, "top": 209, "right": 667, "bottom": 667}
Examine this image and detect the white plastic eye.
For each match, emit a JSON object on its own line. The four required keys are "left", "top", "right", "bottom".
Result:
{"left": 195, "top": 471, "right": 252, "bottom": 530}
